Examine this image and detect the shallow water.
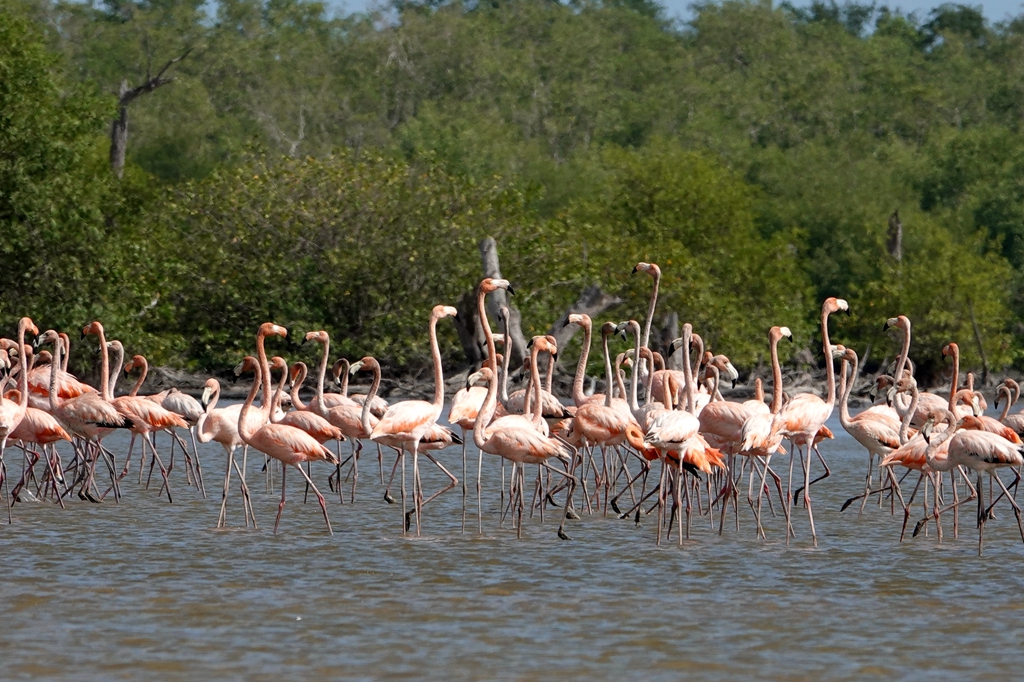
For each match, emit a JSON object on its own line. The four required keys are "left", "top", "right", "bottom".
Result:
{"left": 2, "top": 407, "right": 1021, "bottom": 681}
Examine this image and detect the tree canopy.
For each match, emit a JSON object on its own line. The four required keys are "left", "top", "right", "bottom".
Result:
{"left": 3, "top": 0, "right": 1024, "bottom": 380}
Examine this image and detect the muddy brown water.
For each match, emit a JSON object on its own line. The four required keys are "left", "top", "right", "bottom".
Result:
{"left": 2, "top": 407, "right": 1022, "bottom": 680}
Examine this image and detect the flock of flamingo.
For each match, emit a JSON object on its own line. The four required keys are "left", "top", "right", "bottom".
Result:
{"left": 2, "top": 263, "right": 1024, "bottom": 555}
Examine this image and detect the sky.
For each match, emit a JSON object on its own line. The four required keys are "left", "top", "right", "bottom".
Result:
{"left": 326, "top": 0, "right": 1024, "bottom": 23}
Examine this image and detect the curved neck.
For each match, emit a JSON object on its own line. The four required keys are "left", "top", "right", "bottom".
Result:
{"left": 572, "top": 320, "right": 592, "bottom": 407}
{"left": 338, "top": 359, "right": 350, "bottom": 396}
{"left": 899, "top": 386, "right": 919, "bottom": 445}
{"left": 709, "top": 366, "right": 722, "bottom": 401}
{"left": 256, "top": 332, "right": 273, "bottom": 410}
{"left": 360, "top": 361, "right": 381, "bottom": 435}
{"left": 601, "top": 330, "right": 614, "bottom": 408}
{"left": 428, "top": 313, "right": 446, "bottom": 413}
{"left": 129, "top": 357, "right": 148, "bottom": 397}
{"left": 544, "top": 353, "right": 554, "bottom": 394}
{"left": 999, "top": 386, "right": 1012, "bottom": 421}
{"left": 291, "top": 363, "right": 309, "bottom": 411}
{"left": 821, "top": 307, "right": 837, "bottom": 410}
{"left": 107, "top": 344, "right": 123, "bottom": 400}
{"left": 895, "top": 320, "right": 911, "bottom": 379}
{"left": 641, "top": 348, "right": 655, "bottom": 404}
{"left": 238, "top": 371, "right": 262, "bottom": 443}
{"left": 59, "top": 333, "right": 70, "bottom": 373}
{"left": 681, "top": 327, "right": 695, "bottom": 413}
{"left": 690, "top": 335, "right": 704, "bottom": 378}
{"left": 474, "top": 370, "right": 499, "bottom": 448}
{"left": 642, "top": 270, "right": 660, "bottom": 350}
{"left": 205, "top": 382, "right": 221, "bottom": 414}
{"left": 271, "top": 363, "right": 288, "bottom": 420}
{"left": 477, "top": 285, "right": 498, "bottom": 374}
{"left": 613, "top": 357, "right": 627, "bottom": 401}
{"left": 500, "top": 313, "right": 512, "bottom": 406}
{"left": 838, "top": 356, "right": 855, "bottom": 428}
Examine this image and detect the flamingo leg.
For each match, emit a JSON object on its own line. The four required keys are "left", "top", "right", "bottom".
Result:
{"left": 293, "top": 462, "right": 333, "bottom": 535}
{"left": 274, "top": 465, "right": 287, "bottom": 534}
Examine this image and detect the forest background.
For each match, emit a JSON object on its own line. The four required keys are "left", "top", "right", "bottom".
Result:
{"left": 3, "top": 0, "right": 1024, "bottom": 386}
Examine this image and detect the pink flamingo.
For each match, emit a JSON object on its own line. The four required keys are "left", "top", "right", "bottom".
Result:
{"left": 236, "top": 350, "right": 338, "bottom": 534}
{"left": 332, "top": 359, "right": 388, "bottom": 417}
{"left": 776, "top": 297, "right": 848, "bottom": 545}
{"left": 0, "top": 318, "right": 37, "bottom": 518}
{"left": 37, "top": 330, "right": 130, "bottom": 503}
{"left": 370, "top": 305, "right": 460, "bottom": 535}
{"left": 468, "top": 338, "right": 577, "bottom": 539}
{"left": 995, "top": 379, "right": 1024, "bottom": 437}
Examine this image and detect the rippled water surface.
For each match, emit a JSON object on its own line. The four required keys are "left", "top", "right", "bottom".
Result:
{"left": 2, "top": 408, "right": 1022, "bottom": 680}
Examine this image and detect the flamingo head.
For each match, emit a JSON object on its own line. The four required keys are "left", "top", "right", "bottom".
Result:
{"left": 479, "top": 278, "right": 514, "bottom": 296}
{"left": 124, "top": 355, "right": 146, "bottom": 374}
{"left": 303, "top": 330, "right": 328, "bottom": 346}
{"left": 350, "top": 356, "right": 380, "bottom": 376}
{"left": 36, "top": 329, "right": 60, "bottom": 349}
{"left": 234, "top": 356, "right": 259, "bottom": 376}
{"left": 823, "top": 298, "right": 850, "bottom": 316}
{"left": 81, "top": 320, "right": 104, "bottom": 339}
{"left": 600, "top": 321, "right": 618, "bottom": 338}
{"left": 201, "top": 378, "right": 219, "bottom": 408}
{"left": 631, "top": 262, "right": 660, "bottom": 278}
{"left": 942, "top": 342, "right": 958, "bottom": 359}
{"left": 258, "top": 323, "right": 287, "bottom": 340}
{"left": 18, "top": 317, "right": 38, "bottom": 338}
{"left": 270, "top": 355, "right": 287, "bottom": 372}
{"left": 566, "top": 313, "right": 591, "bottom": 331}
{"left": 289, "top": 361, "right": 306, "bottom": 384}
{"left": 432, "top": 305, "right": 459, "bottom": 321}
{"left": 466, "top": 366, "right": 494, "bottom": 389}
{"left": 770, "top": 326, "right": 793, "bottom": 345}
{"left": 331, "top": 358, "right": 348, "bottom": 383}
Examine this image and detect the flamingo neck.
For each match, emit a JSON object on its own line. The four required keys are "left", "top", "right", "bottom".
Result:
{"left": 769, "top": 336, "right": 783, "bottom": 414}
{"left": 206, "top": 382, "right": 221, "bottom": 414}
{"left": 681, "top": 326, "right": 695, "bottom": 413}
{"left": 529, "top": 344, "right": 543, "bottom": 423}
{"left": 477, "top": 284, "right": 497, "bottom": 373}
{"left": 838, "top": 356, "right": 854, "bottom": 428}
{"left": 291, "top": 363, "right": 308, "bottom": 411}
{"left": 641, "top": 348, "right": 655, "bottom": 405}
{"left": 499, "top": 312, "right": 512, "bottom": 406}
{"left": 238, "top": 371, "right": 262, "bottom": 443}
{"left": 999, "top": 387, "right": 1011, "bottom": 422}
{"left": 474, "top": 369, "right": 499, "bottom": 449}
{"left": 895, "top": 319, "right": 911, "bottom": 379}
{"left": 428, "top": 313, "right": 445, "bottom": 415}
{"left": 314, "top": 337, "right": 330, "bottom": 414}
{"left": 544, "top": 354, "right": 554, "bottom": 394}
{"left": 948, "top": 346, "right": 960, "bottom": 411}
{"left": 641, "top": 269, "right": 660, "bottom": 350}
{"left": 899, "top": 386, "right": 918, "bottom": 445}
{"left": 59, "top": 333, "right": 70, "bottom": 373}
{"left": 107, "top": 343, "right": 123, "bottom": 400}
{"left": 94, "top": 326, "right": 110, "bottom": 401}
{"left": 129, "top": 357, "right": 148, "bottom": 397}
{"left": 755, "top": 377, "right": 764, "bottom": 404}
{"left": 256, "top": 332, "right": 272, "bottom": 412}
{"left": 629, "top": 324, "right": 641, "bottom": 412}
{"left": 270, "top": 364, "right": 288, "bottom": 421}
{"left": 338, "top": 359, "right": 350, "bottom": 396}
{"left": 601, "top": 330, "right": 614, "bottom": 408}
{"left": 360, "top": 362, "right": 381, "bottom": 436}
{"left": 48, "top": 337, "right": 62, "bottom": 411}
{"left": 15, "top": 321, "right": 29, "bottom": 414}
{"left": 821, "top": 308, "right": 837, "bottom": 410}
{"left": 572, "top": 320, "right": 591, "bottom": 407}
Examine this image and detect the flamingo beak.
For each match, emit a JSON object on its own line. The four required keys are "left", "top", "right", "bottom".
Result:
{"left": 631, "top": 265, "right": 639, "bottom": 274}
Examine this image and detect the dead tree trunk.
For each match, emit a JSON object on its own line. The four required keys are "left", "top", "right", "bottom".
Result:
{"left": 479, "top": 237, "right": 527, "bottom": 369}
{"left": 108, "top": 49, "right": 192, "bottom": 178}
{"left": 549, "top": 285, "right": 624, "bottom": 370}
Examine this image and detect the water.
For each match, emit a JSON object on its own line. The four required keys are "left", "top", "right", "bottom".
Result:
{"left": 1, "top": 408, "right": 1021, "bottom": 680}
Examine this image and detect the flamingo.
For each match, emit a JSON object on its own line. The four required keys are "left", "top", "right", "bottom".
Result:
{"left": 36, "top": 330, "right": 130, "bottom": 503}
{"left": 776, "top": 297, "right": 848, "bottom": 545}
{"left": 833, "top": 345, "right": 904, "bottom": 514}
{"left": 236, "top": 350, "right": 338, "bottom": 535}
{"left": 196, "top": 378, "right": 258, "bottom": 528}
{"left": 370, "top": 304, "right": 460, "bottom": 536}
{"left": 0, "top": 318, "right": 37, "bottom": 518}
{"left": 882, "top": 316, "right": 948, "bottom": 427}
{"left": 917, "top": 411, "right": 1024, "bottom": 555}
{"left": 332, "top": 358, "right": 388, "bottom": 418}
{"left": 468, "top": 340, "right": 577, "bottom": 540}
{"left": 995, "top": 379, "right": 1024, "bottom": 437}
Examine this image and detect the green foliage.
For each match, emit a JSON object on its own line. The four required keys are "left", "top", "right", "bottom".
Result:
{"left": 5, "top": 0, "right": 1024, "bottom": 378}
